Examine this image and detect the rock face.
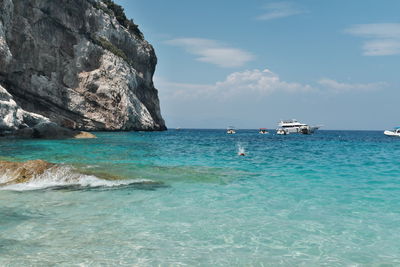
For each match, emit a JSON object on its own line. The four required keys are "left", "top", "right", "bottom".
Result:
{"left": 0, "top": 84, "right": 96, "bottom": 138}
{"left": 0, "top": 84, "right": 49, "bottom": 131}
{"left": 0, "top": 0, "right": 166, "bottom": 132}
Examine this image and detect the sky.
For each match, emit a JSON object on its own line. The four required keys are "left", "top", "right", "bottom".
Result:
{"left": 115, "top": 0, "right": 399, "bottom": 130}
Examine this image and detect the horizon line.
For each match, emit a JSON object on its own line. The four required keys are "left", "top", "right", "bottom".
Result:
{"left": 167, "top": 128, "right": 387, "bottom": 131}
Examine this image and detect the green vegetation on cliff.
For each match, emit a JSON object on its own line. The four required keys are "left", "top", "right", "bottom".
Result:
{"left": 94, "top": 0, "right": 144, "bottom": 39}
{"left": 92, "top": 35, "right": 129, "bottom": 62}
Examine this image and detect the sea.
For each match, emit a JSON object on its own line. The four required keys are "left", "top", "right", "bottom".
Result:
{"left": 1, "top": 129, "right": 400, "bottom": 266}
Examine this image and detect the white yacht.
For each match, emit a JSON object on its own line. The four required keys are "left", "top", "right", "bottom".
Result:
{"left": 276, "top": 119, "right": 320, "bottom": 135}
{"left": 384, "top": 127, "right": 400, "bottom": 137}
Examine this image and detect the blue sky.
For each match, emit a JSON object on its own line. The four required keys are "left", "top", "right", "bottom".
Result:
{"left": 116, "top": 0, "right": 399, "bottom": 130}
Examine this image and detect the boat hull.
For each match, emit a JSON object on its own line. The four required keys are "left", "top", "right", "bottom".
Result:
{"left": 384, "top": 130, "right": 400, "bottom": 137}
{"left": 276, "top": 126, "right": 320, "bottom": 135}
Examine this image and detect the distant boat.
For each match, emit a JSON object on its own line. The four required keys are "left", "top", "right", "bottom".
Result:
{"left": 276, "top": 128, "right": 288, "bottom": 135}
{"left": 384, "top": 127, "right": 400, "bottom": 137}
{"left": 227, "top": 126, "right": 236, "bottom": 134}
{"left": 259, "top": 128, "right": 269, "bottom": 134}
{"left": 276, "top": 119, "right": 320, "bottom": 135}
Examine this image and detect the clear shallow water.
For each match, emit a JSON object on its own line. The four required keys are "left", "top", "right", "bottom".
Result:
{"left": 1, "top": 130, "right": 400, "bottom": 266}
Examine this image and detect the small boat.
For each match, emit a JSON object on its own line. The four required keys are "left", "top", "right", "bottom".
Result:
{"left": 227, "top": 126, "right": 236, "bottom": 134}
{"left": 276, "top": 128, "right": 288, "bottom": 135}
{"left": 384, "top": 127, "right": 400, "bottom": 137}
{"left": 259, "top": 128, "right": 269, "bottom": 134}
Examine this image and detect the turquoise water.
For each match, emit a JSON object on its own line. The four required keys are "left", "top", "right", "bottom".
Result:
{"left": 1, "top": 130, "right": 400, "bottom": 266}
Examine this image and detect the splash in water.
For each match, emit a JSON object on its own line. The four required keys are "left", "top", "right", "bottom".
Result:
{"left": 237, "top": 144, "right": 246, "bottom": 156}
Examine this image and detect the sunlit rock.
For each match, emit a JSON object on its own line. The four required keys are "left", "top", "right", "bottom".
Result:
{"left": 0, "top": 0, "right": 166, "bottom": 132}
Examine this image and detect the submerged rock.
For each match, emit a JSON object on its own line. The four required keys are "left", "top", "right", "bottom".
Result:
{"left": 0, "top": 160, "right": 55, "bottom": 185}
{"left": 74, "top": 131, "right": 97, "bottom": 139}
{"left": 0, "top": 159, "right": 164, "bottom": 190}
{"left": 0, "top": 0, "right": 166, "bottom": 133}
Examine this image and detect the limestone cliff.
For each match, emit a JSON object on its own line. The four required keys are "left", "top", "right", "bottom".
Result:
{"left": 0, "top": 0, "right": 166, "bottom": 132}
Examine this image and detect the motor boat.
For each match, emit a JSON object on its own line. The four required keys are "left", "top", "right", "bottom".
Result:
{"left": 276, "top": 128, "right": 288, "bottom": 135}
{"left": 276, "top": 119, "right": 320, "bottom": 135}
{"left": 227, "top": 126, "right": 236, "bottom": 134}
{"left": 384, "top": 127, "right": 400, "bottom": 137}
{"left": 259, "top": 128, "right": 269, "bottom": 134}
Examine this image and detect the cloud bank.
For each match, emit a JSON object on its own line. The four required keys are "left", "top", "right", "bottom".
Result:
{"left": 157, "top": 69, "right": 388, "bottom": 129}
{"left": 215, "top": 69, "right": 313, "bottom": 96}
{"left": 157, "top": 69, "right": 387, "bottom": 101}
{"left": 345, "top": 23, "right": 400, "bottom": 56}
{"left": 319, "top": 79, "right": 387, "bottom": 92}
{"left": 157, "top": 69, "right": 314, "bottom": 100}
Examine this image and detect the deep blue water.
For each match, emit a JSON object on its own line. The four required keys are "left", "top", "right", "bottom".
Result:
{"left": 1, "top": 130, "right": 400, "bottom": 265}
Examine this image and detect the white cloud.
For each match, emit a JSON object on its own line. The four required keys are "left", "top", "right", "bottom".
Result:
{"left": 156, "top": 69, "right": 313, "bottom": 100}
{"left": 318, "top": 78, "right": 387, "bottom": 92}
{"left": 256, "top": 2, "right": 304, "bottom": 21}
{"left": 157, "top": 71, "right": 387, "bottom": 101}
{"left": 345, "top": 23, "right": 400, "bottom": 56}
{"left": 165, "top": 38, "right": 254, "bottom": 68}
{"left": 215, "top": 69, "right": 313, "bottom": 96}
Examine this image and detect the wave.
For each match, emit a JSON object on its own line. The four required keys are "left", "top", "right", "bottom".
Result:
{"left": 0, "top": 164, "right": 160, "bottom": 191}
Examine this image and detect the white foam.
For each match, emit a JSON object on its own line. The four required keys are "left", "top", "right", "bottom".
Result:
{"left": 0, "top": 165, "right": 154, "bottom": 191}
{"left": 237, "top": 143, "right": 246, "bottom": 155}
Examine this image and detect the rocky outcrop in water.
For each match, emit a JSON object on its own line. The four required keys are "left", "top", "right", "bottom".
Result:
{"left": 0, "top": 0, "right": 166, "bottom": 133}
{"left": 0, "top": 160, "right": 55, "bottom": 185}
{"left": 0, "top": 159, "right": 165, "bottom": 190}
